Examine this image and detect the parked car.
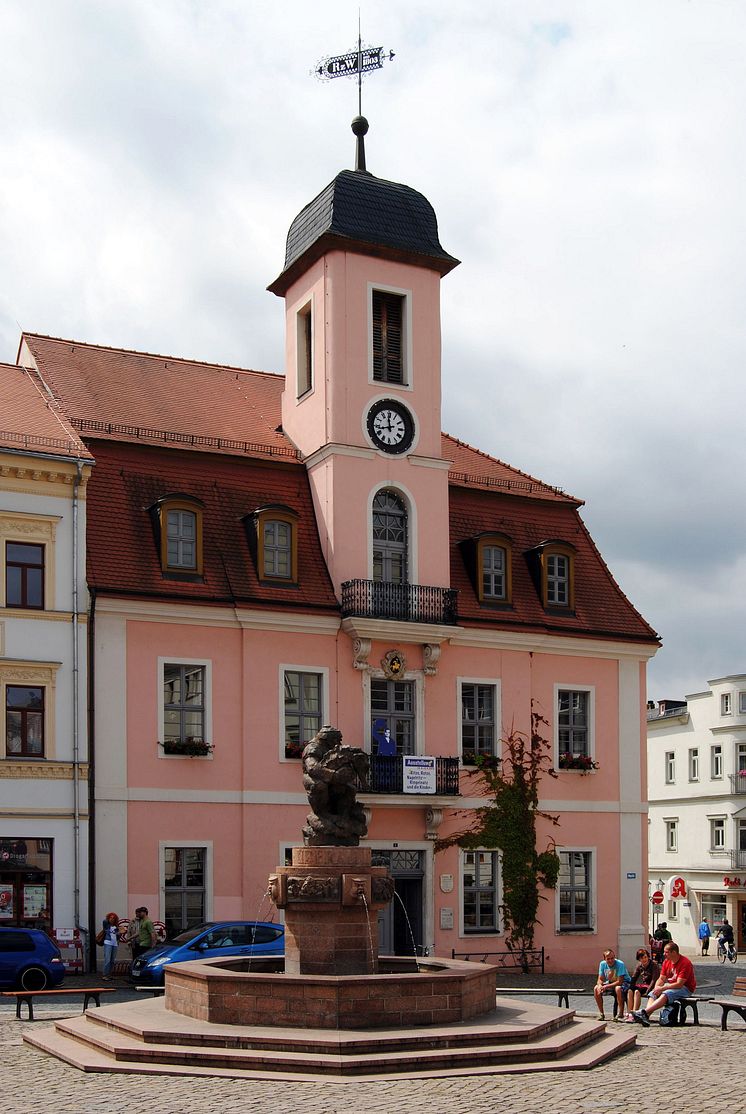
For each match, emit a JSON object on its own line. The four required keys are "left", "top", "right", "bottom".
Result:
{"left": 130, "top": 920, "right": 285, "bottom": 986}
{"left": 0, "top": 927, "right": 66, "bottom": 990}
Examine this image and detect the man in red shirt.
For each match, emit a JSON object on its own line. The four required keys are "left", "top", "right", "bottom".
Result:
{"left": 632, "top": 942, "right": 696, "bottom": 1026}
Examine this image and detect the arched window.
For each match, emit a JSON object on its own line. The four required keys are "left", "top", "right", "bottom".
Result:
{"left": 372, "top": 490, "right": 408, "bottom": 584}
{"left": 153, "top": 496, "right": 204, "bottom": 576}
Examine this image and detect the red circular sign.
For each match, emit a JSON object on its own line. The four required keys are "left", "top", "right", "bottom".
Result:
{"left": 651, "top": 890, "right": 664, "bottom": 905}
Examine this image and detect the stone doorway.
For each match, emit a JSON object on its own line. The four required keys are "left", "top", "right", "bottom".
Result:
{"left": 373, "top": 849, "right": 424, "bottom": 956}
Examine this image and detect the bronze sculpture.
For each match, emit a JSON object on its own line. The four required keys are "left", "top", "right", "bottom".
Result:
{"left": 301, "top": 726, "right": 369, "bottom": 845}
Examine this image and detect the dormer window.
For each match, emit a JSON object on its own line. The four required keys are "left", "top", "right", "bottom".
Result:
{"left": 153, "top": 496, "right": 204, "bottom": 576}
{"left": 478, "top": 536, "right": 512, "bottom": 604}
{"left": 249, "top": 506, "right": 299, "bottom": 584}
{"left": 526, "top": 541, "right": 576, "bottom": 611}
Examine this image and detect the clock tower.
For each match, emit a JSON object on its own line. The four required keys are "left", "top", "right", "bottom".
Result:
{"left": 269, "top": 118, "right": 459, "bottom": 599}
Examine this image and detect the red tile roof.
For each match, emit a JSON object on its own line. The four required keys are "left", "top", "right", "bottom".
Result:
{"left": 0, "top": 361, "right": 92, "bottom": 459}
{"left": 449, "top": 485, "right": 658, "bottom": 642}
{"left": 15, "top": 333, "right": 657, "bottom": 642}
{"left": 19, "top": 334, "right": 293, "bottom": 462}
{"left": 84, "top": 439, "right": 338, "bottom": 610}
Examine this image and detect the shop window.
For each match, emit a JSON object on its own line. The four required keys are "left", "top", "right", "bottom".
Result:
{"left": 558, "top": 850, "right": 592, "bottom": 931}
{"left": 462, "top": 850, "right": 500, "bottom": 933}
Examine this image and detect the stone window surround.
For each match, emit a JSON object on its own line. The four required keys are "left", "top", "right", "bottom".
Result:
{"left": 0, "top": 512, "right": 58, "bottom": 610}
{"left": 0, "top": 660, "right": 60, "bottom": 760}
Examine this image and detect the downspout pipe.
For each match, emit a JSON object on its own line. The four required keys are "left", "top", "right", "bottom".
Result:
{"left": 72, "top": 461, "right": 83, "bottom": 929}
{"left": 87, "top": 587, "right": 97, "bottom": 972}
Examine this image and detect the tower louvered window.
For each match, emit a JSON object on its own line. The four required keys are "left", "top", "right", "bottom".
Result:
{"left": 372, "top": 291, "right": 404, "bottom": 383}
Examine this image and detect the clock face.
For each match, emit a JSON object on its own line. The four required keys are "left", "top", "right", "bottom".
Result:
{"left": 366, "top": 399, "right": 415, "bottom": 455}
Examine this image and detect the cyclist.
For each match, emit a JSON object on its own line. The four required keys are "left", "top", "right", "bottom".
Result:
{"left": 718, "top": 918, "right": 736, "bottom": 960}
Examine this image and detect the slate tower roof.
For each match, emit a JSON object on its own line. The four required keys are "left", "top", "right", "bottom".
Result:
{"left": 269, "top": 168, "right": 459, "bottom": 295}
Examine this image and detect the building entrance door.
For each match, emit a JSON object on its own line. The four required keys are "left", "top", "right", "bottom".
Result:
{"left": 373, "top": 849, "right": 424, "bottom": 956}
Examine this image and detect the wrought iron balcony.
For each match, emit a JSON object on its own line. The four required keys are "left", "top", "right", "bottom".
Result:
{"left": 729, "top": 773, "right": 746, "bottom": 795}
{"left": 341, "top": 579, "right": 458, "bottom": 625}
{"left": 355, "top": 754, "right": 460, "bottom": 796}
{"left": 730, "top": 850, "right": 746, "bottom": 870}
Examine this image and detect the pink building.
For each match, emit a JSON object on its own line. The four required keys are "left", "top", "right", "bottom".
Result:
{"left": 14, "top": 130, "right": 659, "bottom": 971}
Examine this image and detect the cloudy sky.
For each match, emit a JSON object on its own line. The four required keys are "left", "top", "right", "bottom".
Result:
{"left": 2, "top": 0, "right": 744, "bottom": 701}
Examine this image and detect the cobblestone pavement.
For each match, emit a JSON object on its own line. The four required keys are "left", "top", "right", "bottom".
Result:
{"left": 2, "top": 960, "right": 742, "bottom": 1113}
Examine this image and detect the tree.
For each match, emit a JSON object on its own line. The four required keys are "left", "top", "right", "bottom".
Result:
{"left": 436, "top": 710, "right": 560, "bottom": 963}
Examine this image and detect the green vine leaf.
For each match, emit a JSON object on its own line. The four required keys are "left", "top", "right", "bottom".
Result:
{"left": 435, "top": 708, "right": 560, "bottom": 954}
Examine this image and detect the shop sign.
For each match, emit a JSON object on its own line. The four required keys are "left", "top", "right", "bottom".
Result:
{"left": 723, "top": 876, "right": 744, "bottom": 888}
{"left": 670, "top": 876, "right": 687, "bottom": 898}
{"left": 403, "top": 756, "right": 437, "bottom": 794}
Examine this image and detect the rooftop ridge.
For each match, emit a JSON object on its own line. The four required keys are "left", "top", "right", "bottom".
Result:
{"left": 20, "top": 333, "right": 282, "bottom": 381}
{"left": 71, "top": 417, "right": 300, "bottom": 460}
{"left": 443, "top": 431, "right": 580, "bottom": 503}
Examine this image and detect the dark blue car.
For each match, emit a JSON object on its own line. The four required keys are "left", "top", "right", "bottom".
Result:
{"left": 0, "top": 927, "right": 66, "bottom": 990}
{"left": 131, "top": 920, "right": 284, "bottom": 986}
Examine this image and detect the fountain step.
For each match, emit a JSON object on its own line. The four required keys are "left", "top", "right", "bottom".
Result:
{"left": 23, "top": 1001, "right": 635, "bottom": 1080}
{"left": 81, "top": 996, "right": 576, "bottom": 1053}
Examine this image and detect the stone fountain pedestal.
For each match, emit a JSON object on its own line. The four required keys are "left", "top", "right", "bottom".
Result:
{"left": 269, "top": 846, "right": 393, "bottom": 976}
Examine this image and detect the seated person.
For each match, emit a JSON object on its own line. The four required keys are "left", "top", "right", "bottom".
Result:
{"left": 631, "top": 941, "right": 696, "bottom": 1026}
{"left": 625, "top": 948, "right": 660, "bottom": 1021}
{"left": 593, "top": 948, "right": 631, "bottom": 1021}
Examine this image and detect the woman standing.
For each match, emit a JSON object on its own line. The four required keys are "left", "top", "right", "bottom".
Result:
{"left": 101, "top": 912, "right": 120, "bottom": 980}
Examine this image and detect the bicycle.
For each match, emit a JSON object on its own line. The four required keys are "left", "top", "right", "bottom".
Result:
{"left": 717, "top": 938, "right": 738, "bottom": 963}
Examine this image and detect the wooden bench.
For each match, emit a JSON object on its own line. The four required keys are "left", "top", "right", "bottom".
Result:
{"left": 712, "top": 976, "right": 746, "bottom": 1031}
{"left": 2, "top": 987, "right": 117, "bottom": 1021}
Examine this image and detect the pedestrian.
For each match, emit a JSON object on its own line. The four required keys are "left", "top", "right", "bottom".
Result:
{"left": 631, "top": 941, "right": 696, "bottom": 1026}
{"left": 128, "top": 906, "right": 157, "bottom": 961}
{"left": 651, "top": 920, "right": 671, "bottom": 963}
{"left": 625, "top": 947, "right": 660, "bottom": 1021}
{"left": 698, "top": 916, "right": 711, "bottom": 956}
{"left": 593, "top": 947, "right": 631, "bottom": 1021}
{"left": 100, "top": 912, "right": 120, "bottom": 980}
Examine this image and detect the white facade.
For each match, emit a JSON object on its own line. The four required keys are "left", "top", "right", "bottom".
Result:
{"left": 647, "top": 675, "right": 746, "bottom": 955}
{"left": 0, "top": 454, "right": 91, "bottom": 938}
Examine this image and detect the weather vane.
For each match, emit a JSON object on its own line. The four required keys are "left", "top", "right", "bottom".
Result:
{"left": 314, "top": 19, "right": 395, "bottom": 118}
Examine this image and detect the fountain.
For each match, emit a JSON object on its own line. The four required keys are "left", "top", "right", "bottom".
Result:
{"left": 165, "top": 727, "right": 495, "bottom": 1029}
{"left": 25, "top": 727, "right": 636, "bottom": 1075}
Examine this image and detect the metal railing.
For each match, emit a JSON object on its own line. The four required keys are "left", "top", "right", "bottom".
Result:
{"left": 730, "top": 850, "right": 746, "bottom": 870}
{"left": 451, "top": 947, "right": 545, "bottom": 974}
{"left": 355, "top": 754, "right": 460, "bottom": 796}
{"left": 729, "top": 774, "right": 746, "bottom": 795}
{"left": 341, "top": 579, "right": 458, "bottom": 624}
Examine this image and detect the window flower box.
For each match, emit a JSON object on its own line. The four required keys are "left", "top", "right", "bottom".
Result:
{"left": 160, "top": 738, "right": 214, "bottom": 757}
{"left": 557, "top": 752, "right": 598, "bottom": 773}
{"left": 461, "top": 750, "right": 500, "bottom": 769}
{"left": 284, "top": 741, "right": 305, "bottom": 760}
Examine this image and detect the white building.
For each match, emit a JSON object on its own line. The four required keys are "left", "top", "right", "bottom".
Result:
{"left": 0, "top": 362, "right": 93, "bottom": 940}
{"left": 647, "top": 675, "right": 746, "bottom": 954}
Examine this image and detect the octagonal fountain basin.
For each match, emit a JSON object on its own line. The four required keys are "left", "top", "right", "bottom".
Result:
{"left": 164, "top": 954, "right": 496, "bottom": 1030}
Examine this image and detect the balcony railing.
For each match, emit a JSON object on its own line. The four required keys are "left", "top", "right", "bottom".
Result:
{"left": 729, "top": 773, "right": 746, "bottom": 795}
{"left": 730, "top": 850, "right": 746, "bottom": 870}
{"left": 341, "top": 579, "right": 458, "bottom": 625}
{"left": 354, "top": 754, "right": 460, "bottom": 796}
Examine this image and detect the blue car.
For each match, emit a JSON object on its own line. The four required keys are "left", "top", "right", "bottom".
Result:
{"left": 0, "top": 927, "right": 66, "bottom": 990}
{"left": 130, "top": 920, "right": 284, "bottom": 986}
